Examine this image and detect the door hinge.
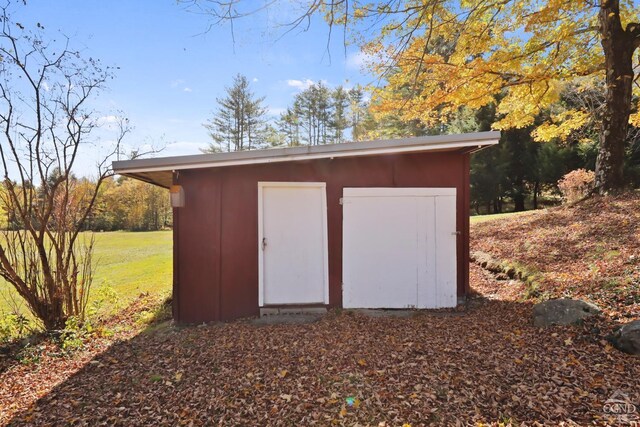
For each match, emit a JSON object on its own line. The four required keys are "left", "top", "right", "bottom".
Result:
{"left": 339, "top": 198, "right": 344, "bottom": 205}
{"left": 452, "top": 231, "right": 461, "bottom": 236}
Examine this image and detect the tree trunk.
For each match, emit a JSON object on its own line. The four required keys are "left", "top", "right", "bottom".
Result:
{"left": 513, "top": 193, "right": 525, "bottom": 212}
{"left": 533, "top": 181, "right": 539, "bottom": 209}
{"left": 596, "top": 0, "right": 637, "bottom": 193}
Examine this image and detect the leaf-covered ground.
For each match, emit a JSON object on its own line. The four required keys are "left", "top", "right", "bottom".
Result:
{"left": 472, "top": 192, "right": 640, "bottom": 322}
{"left": 1, "top": 195, "right": 639, "bottom": 426}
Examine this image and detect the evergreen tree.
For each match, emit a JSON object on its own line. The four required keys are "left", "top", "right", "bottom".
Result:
{"left": 277, "top": 107, "right": 301, "bottom": 147}
{"left": 348, "top": 86, "right": 367, "bottom": 141}
{"left": 203, "top": 74, "right": 268, "bottom": 152}
{"left": 295, "top": 82, "right": 332, "bottom": 145}
{"left": 331, "top": 86, "right": 349, "bottom": 143}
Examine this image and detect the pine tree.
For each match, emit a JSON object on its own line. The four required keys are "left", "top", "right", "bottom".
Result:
{"left": 203, "top": 74, "right": 268, "bottom": 152}
{"left": 331, "top": 86, "right": 349, "bottom": 143}
{"left": 277, "top": 107, "right": 301, "bottom": 147}
{"left": 348, "top": 86, "right": 368, "bottom": 141}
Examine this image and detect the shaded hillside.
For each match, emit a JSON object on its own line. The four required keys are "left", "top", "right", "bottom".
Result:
{"left": 471, "top": 192, "right": 640, "bottom": 322}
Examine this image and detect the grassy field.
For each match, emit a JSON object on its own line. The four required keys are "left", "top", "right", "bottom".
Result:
{"left": 0, "top": 231, "right": 172, "bottom": 315}
{"left": 470, "top": 210, "right": 536, "bottom": 224}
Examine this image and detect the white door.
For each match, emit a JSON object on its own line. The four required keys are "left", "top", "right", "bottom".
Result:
{"left": 258, "top": 182, "right": 329, "bottom": 306}
{"left": 342, "top": 188, "right": 457, "bottom": 309}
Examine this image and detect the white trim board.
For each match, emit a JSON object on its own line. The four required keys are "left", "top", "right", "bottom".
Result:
{"left": 343, "top": 187, "right": 456, "bottom": 198}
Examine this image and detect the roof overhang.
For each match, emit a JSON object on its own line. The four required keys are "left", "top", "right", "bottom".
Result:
{"left": 113, "top": 131, "right": 500, "bottom": 188}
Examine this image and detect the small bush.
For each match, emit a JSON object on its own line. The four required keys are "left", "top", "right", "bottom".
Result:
{"left": 0, "top": 313, "right": 30, "bottom": 343}
{"left": 58, "top": 316, "right": 95, "bottom": 353}
{"left": 557, "top": 169, "right": 595, "bottom": 203}
{"left": 135, "top": 300, "right": 171, "bottom": 326}
{"left": 16, "top": 343, "right": 44, "bottom": 365}
{"left": 86, "top": 284, "right": 121, "bottom": 319}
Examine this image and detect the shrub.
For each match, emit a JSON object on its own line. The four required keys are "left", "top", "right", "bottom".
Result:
{"left": 17, "top": 344, "right": 44, "bottom": 365}
{"left": 0, "top": 313, "right": 30, "bottom": 343}
{"left": 58, "top": 316, "right": 98, "bottom": 353}
{"left": 86, "top": 284, "right": 121, "bottom": 319}
{"left": 557, "top": 169, "right": 595, "bottom": 203}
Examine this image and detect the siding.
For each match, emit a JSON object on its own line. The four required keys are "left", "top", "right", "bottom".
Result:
{"left": 173, "top": 150, "right": 470, "bottom": 323}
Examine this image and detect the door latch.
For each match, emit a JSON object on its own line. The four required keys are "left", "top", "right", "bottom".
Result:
{"left": 262, "top": 237, "right": 267, "bottom": 250}
{"left": 451, "top": 231, "right": 461, "bottom": 236}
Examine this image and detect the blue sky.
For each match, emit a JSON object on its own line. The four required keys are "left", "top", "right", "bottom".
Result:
{"left": 11, "top": 1, "right": 372, "bottom": 165}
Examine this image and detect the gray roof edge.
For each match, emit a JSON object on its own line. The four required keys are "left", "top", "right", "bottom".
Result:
{"left": 113, "top": 131, "right": 500, "bottom": 173}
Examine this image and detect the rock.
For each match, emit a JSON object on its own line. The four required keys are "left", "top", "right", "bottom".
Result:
{"left": 470, "top": 251, "right": 503, "bottom": 274}
{"left": 532, "top": 298, "right": 601, "bottom": 327}
{"left": 607, "top": 320, "right": 640, "bottom": 355}
{"left": 495, "top": 272, "right": 509, "bottom": 281}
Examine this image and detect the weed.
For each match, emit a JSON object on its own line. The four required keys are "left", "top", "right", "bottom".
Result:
{"left": 0, "top": 313, "right": 30, "bottom": 343}
{"left": 136, "top": 310, "right": 156, "bottom": 325}
{"left": 58, "top": 317, "right": 86, "bottom": 352}
{"left": 86, "top": 284, "right": 121, "bottom": 319}
{"left": 16, "top": 343, "right": 44, "bottom": 365}
{"left": 135, "top": 296, "right": 172, "bottom": 327}
{"left": 523, "top": 282, "right": 541, "bottom": 299}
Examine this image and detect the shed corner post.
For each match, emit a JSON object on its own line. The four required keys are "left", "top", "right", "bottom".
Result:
{"left": 172, "top": 170, "right": 181, "bottom": 322}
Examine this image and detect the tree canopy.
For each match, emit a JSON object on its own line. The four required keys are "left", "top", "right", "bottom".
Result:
{"left": 188, "top": 0, "right": 640, "bottom": 192}
{"left": 203, "top": 73, "right": 268, "bottom": 152}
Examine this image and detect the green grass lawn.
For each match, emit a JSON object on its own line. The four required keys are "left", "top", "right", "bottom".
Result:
{"left": 470, "top": 210, "right": 536, "bottom": 224}
{"left": 0, "top": 231, "right": 172, "bottom": 315}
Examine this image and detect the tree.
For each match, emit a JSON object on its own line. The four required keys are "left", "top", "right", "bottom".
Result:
{"left": 348, "top": 86, "right": 368, "bottom": 141}
{"left": 277, "top": 82, "right": 364, "bottom": 145}
{"left": 295, "top": 82, "right": 333, "bottom": 145}
{"left": 91, "top": 177, "right": 172, "bottom": 232}
{"left": 0, "top": 4, "right": 131, "bottom": 329}
{"left": 277, "top": 107, "right": 301, "bottom": 147}
{"left": 203, "top": 73, "right": 268, "bottom": 152}
{"left": 331, "top": 86, "right": 349, "bottom": 143}
{"left": 188, "top": 0, "right": 640, "bottom": 193}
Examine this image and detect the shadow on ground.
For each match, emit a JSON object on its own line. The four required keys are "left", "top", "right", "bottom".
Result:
{"left": 5, "top": 289, "right": 639, "bottom": 426}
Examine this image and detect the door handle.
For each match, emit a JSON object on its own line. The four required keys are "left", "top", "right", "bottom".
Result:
{"left": 262, "top": 237, "right": 267, "bottom": 250}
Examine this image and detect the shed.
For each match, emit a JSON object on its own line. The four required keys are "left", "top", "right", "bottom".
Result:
{"left": 113, "top": 131, "right": 500, "bottom": 323}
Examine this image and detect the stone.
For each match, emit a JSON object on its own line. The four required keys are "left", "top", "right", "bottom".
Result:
{"left": 607, "top": 320, "right": 640, "bottom": 355}
{"left": 532, "top": 298, "right": 601, "bottom": 327}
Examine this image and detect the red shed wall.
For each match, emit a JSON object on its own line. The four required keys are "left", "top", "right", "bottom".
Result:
{"left": 173, "top": 150, "right": 470, "bottom": 323}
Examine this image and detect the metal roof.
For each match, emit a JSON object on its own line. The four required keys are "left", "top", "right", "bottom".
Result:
{"left": 113, "top": 131, "right": 500, "bottom": 188}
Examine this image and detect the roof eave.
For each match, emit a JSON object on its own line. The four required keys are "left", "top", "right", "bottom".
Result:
{"left": 113, "top": 131, "right": 500, "bottom": 176}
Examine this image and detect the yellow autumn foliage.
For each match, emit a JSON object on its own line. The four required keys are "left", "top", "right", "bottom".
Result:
{"left": 533, "top": 110, "right": 591, "bottom": 142}
{"left": 340, "top": 0, "right": 639, "bottom": 140}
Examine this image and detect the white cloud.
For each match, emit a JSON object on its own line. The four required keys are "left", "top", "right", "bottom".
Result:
{"left": 252, "top": 77, "right": 259, "bottom": 82}
{"left": 98, "top": 115, "right": 119, "bottom": 124}
{"left": 286, "top": 78, "right": 314, "bottom": 90}
{"left": 170, "top": 79, "right": 192, "bottom": 92}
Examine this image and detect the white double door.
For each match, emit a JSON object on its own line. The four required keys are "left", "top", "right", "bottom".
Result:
{"left": 342, "top": 188, "right": 457, "bottom": 309}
